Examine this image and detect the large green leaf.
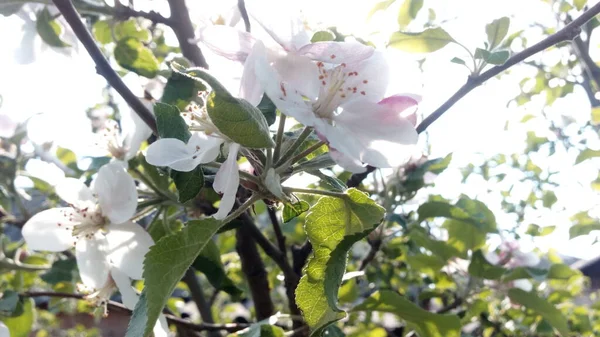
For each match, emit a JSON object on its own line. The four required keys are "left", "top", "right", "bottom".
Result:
{"left": 398, "top": 0, "right": 423, "bottom": 28}
{"left": 0, "top": 290, "right": 21, "bottom": 316}
{"left": 409, "top": 228, "right": 460, "bottom": 261}
{"left": 485, "top": 17, "right": 510, "bottom": 49}
{"left": 170, "top": 167, "right": 204, "bottom": 203}
{"left": 192, "top": 240, "right": 243, "bottom": 300}
{"left": 3, "top": 298, "right": 34, "bottom": 337}
{"left": 418, "top": 196, "right": 497, "bottom": 232}
{"left": 126, "top": 218, "right": 223, "bottom": 337}
{"left": 171, "top": 64, "right": 274, "bottom": 148}
{"left": 161, "top": 71, "right": 206, "bottom": 110}
{"left": 40, "top": 258, "right": 78, "bottom": 284}
{"left": 154, "top": 102, "right": 190, "bottom": 142}
{"left": 389, "top": 27, "right": 455, "bottom": 53}
{"left": 468, "top": 250, "right": 506, "bottom": 280}
{"left": 36, "top": 7, "right": 70, "bottom": 48}
{"left": 114, "top": 19, "right": 150, "bottom": 42}
{"left": 296, "top": 188, "right": 385, "bottom": 336}
{"left": 115, "top": 37, "right": 159, "bottom": 78}
{"left": 444, "top": 219, "right": 487, "bottom": 256}
{"left": 354, "top": 290, "right": 461, "bottom": 337}
{"left": 508, "top": 288, "right": 569, "bottom": 336}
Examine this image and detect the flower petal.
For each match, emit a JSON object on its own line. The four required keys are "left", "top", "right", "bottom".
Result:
{"left": 122, "top": 103, "right": 153, "bottom": 161}
{"left": 213, "top": 143, "right": 240, "bottom": 220}
{"left": 378, "top": 94, "right": 420, "bottom": 126}
{"left": 94, "top": 162, "right": 137, "bottom": 224}
{"left": 111, "top": 267, "right": 138, "bottom": 309}
{"left": 264, "top": 168, "right": 285, "bottom": 198}
{"left": 0, "top": 321, "right": 9, "bottom": 337}
{"left": 0, "top": 114, "right": 17, "bottom": 139}
{"left": 253, "top": 42, "right": 316, "bottom": 126}
{"left": 154, "top": 314, "right": 170, "bottom": 337}
{"left": 75, "top": 235, "right": 110, "bottom": 290}
{"left": 239, "top": 46, "right": 263, "bottom": 106}
{"left": 22, "top": 208, "right": 75, "bottom": 252}
{"left": 197, "top": 25, "right": 256, "bottom": 62}
{"left": 328, "top": 100, "right": 419, "bottom": 168}
{"left": 248, "top": 1, "right": 309, "bottom": 51}
{"left": 513, "top": 279, "right": 533, "bottom": 292}
{"left": 55, "top": 178, "right": 95, "bottom": 205}
{"left": 146, "top": 133, "right": 222, "bottom": 172}
{"left": 297, "top": 41, "right": 374, "bottom": 64}
{"left": 272, "top": 53, "right": 320, "bottom": 100}
{"left": 338, "top": 51, "right": 390, "bottom": 106}
{"left": 329, "top": 148, "right": 367, "bottom": 173}
{"left": 105, "top": 221, "right": 154, "bottom": 280}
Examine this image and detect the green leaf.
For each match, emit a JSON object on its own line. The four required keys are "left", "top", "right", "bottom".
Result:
{"left": 406, "top": 254, "right": 446, "bottom": 276}
{"left": 389, "top": 27, "right": 455, "bottom": 53}
{"left": 258, "top": 325, "right": 285, "bottom": 337}
{"left": 569, "top": 211, "right": 600, "bottom": 239}
{"left": 115, "top": 37, "right": 159, "bottom": 78}
{"left": 282, "top": 200, "right": 310, "bottom": 223}
{"left": 36, "top": 7, "right": 70, "bottom": 48}
{"left": 41, "top": 258, "right": 78, "bottom": 284}
{"left": 154, "top": 102, "right": 190, "bottom": 142}
{"left": 307, "top": 170, "right": 347, "bottom": 192}
{"left": 114, "top": 19, "right": 150, "bottom": 41}
{"left": 3, "top": 297, "right": 34, "bottom": 337}
{"left": 409, "top": 229, "right": 460, "bottom": 261}
{"left": 172, "top": 64, "right": 274, "bottom": 148}
{"left": 296, "top": 189, "right": 385, "bottom": 336}
{"left": 398, "top": 0, "right": 424, "bottom": 28}
{"left": 575, "top": 148, "right": 600, "bottom": 164}
{"left": 418, "top": 195, "right": 497, "bottom": 232}
{"left": 526, "top": 224, "right": 555, "bottom": 237}
{"left": 591, "top": 107, "right": 600, "bottom": 125}
{"left": 475, "top": 48, "right": 509, "bottom": 65}
{"left": 508, "top": 288, "right": 569, "bottom": 336}
{"left": 547, "top": 263, "right": 579, "bottom": 280}
{"left": 574, "top": 0, "right": 587, "bottom": 10}
{"left": 0, "top": 290, "right": 20, "bottom": 316}
{"left": 404, "top": 153, "right": 452, "bottom": 192}
{"left": 468, "top": 250, "right": 506, "bottom": 280}
{"left": 257, "top": 95, "right": 277, "bottom": 126}
{"left": 170, "top": 166, "right": 204, "bottom": 203}
{"left": 93, "top": 20, "right": 112, "bottom": 44}
{"left": 367, "top": 0, "right": 396, "bottom": 20}
{"left": 192, "top": 240, "right": 242, "bottom": 300}
{"left": 485, "top": 17, "right": 510, "bottom": 49}
{"left": 450, "top": 57, "right": 466, "bottom": 66}
{"left": 126, "top": 218, "right": 223, "bottom": 337}
{"left": 354, "top": 290, "right": 461, "bottom": 337}
{"left": 311, "top": 31, "right": 336, "bottom": 43}
{"left": 502, "top": 266, "right": 548, "bottom": 282}
{"left": 445, "top": 220, "right": 487, "bottom": 255}
{"left": 161, "top": 71, "right": 206, "bottom": 110}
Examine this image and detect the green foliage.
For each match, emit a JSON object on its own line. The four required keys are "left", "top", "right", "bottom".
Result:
{"left": 354, "top": 290, "right": 461, "bottom": 337}
{"left": 192, "top": 240, "right": 242, "bottom": 299}
{"left": 40, "top": 258, "right": 78, "bottom": 284}
{"left": 508, "top": 288, "right": 570, "bottom": 336}
{"left": 36, "top": 7, "right": 70, "bottom": 48}
{"left": 161, "top": 70, "right": 206, "bottom": 110}
{"left": 126, "top": 218, "right": 223, "bottom": 337}
{"left": 389, "top": 27, "right": 455, "bottom": 53}
{"left": 296, "top": 189, "right": 385, "bottom": 336}
{"left": 311, "top": 31, "right": 336, "bottom": 42}
{"left": 485, "top": 17, "right": 510, "bottom": 49}
{"left": 3, "top": 298, "right": 34, "bottom": 337}
{"left": 114, "top": 37, "right": 159, "bottom": 78}
{"left": 367, "top": 0, "right": 396, "bottom": 20}
{"left": 397, "top": 0, "right": 423, "bottom": 28}
{"left": 92, "top": 20, "right": 112, "bottom": 44}
{"left": 474, "top": 48, "right": 510, "bottom": 65}
{"left": 171, "top": 64, "right": 275, "bottom": 149}
{"left": 257, "top": 95, "right": 277, "bottom": 126}
{"left": 569, "top": 211, "right": 600, "bottom": 239}
{"left": 171, "top": 167, "right": 204, "bottom": 203}
{"left": 0, "top": 290, "right": 20, "bottom": 316}
{"left": 575, "top": 148, "right": 600, "bottom": 164}
{"left": 282, "top": 200, "right": 310, "bottom": 223}
{"left": 114, "top": 19, "right": 150, "bottom": 42}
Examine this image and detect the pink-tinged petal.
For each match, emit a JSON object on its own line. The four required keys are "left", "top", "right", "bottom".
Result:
{"left": 513, "top": 251, "right": 540, "bottom": 267}
{"left": 272, "top": 53, "right": 320, "bottom": 100}
{"left": 55, "top": 178, "right": 95, "bottom": 205}
{"left": 75, "top": 235, "right": 110, "bottom": 290}
{"left": 111, "top": 267, "right": 138, "bottom": 309}
{"left": 337, "top": 51, "right": 390, "bottom": 106}
{"left": 253, "top": 42, "right": 317, "bottom": 126}
{"left": 512, "top": 279, "right": 533, "bottom": 292}
{"left": 329, "top": 100, "right": 418, "bottom": 168}
{"left": 0, "top": 114, "right": 17, "bottom": 138}
{"left": 239, "top": 46, "right": 263, "bottom": 106}
{"left": 94, "top": 162, "right": 137, "bottom": 224}
{"left": 329, "top": 148, "right": 367, "bottom": 173}
{"left": 484, "top": 251, "right": 501, "bottom": 265}
{"left": 105, "top": 221, "right": 154, "bottom": 280}
{"left": 297, "top": 41, "right": 374, "bottom": 64}
{"left": 248, "top": 2, "right": 310, "bottom": 51}
{"left": 22, "top": 208, "right": 75, "bottom": 252}
{"left": 378, "top": 94, "right": 420, "bottom": 126}
{"left": 197, "top": 25, "right": 256, "bottom": 62}
{"left": 213, "top": 143, "right": 240, "bottom": 220}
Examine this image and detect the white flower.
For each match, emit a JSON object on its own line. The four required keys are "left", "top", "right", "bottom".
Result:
{"left": 197, "top": 6, "right": 374, "bottom": 106}
{"left": 253, "top": 41, "right": 418, "bottom": 172}
{"left": 0, "top": 321, "right": 9, "bottom": 337}
{"left": 22, "top": 162, "right": 152, "bottom": 281}
{"left": 0, "top": 114, "right": 18, "bottom": 139}
{"left": 146, "top": 131, "right": 241, "bottom": 220}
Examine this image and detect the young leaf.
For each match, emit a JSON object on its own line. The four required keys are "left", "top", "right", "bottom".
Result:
{"left": 389, "top": 27, "right": 455, "bottom": 53}
{"left": 36, "top": 7, "right": 70, "bottom": 48}
{"left": 114, "top": 19, "right": 150, "bottom": 42}
{"left": 398, "top": 0, "right": 424, "bottom": 29}
{"left": 296, "top": 188, "right": 385, "bottom": 336}
{"left": 126, "top": 218, "right": 224, "bottom": 337}
{"left": 450, "top": 57, "right": 466, "bottom": 65}
{"left": 485, "top": 17, "right": 510, "bottom": 50}
{"left": 154, "top": 102, "right": 190, "bottom": 142}
{"left": 282, "top": 200, "right": 310, "bottom": 223}
{"left": 418, "top": 195, "right": 497, "bottom": 232}
{"left": 354, "top": 290, "right": 461, "bottom": 337}
{"left": 93, "top": 20, "right": 112, "bottom": 44}
{"left": 575, "top": 148, "right": 600, "bottom": 164}
{"left": 161, "top": 71, "right": 206, "bottom": 110}
{"left": 170, "top": 167, "right": 204, "bottom": 203}
{"left": 257, "top": 95, "right": 277, "bottom": 126}
{"left": 40, "top": 258, "right": 78, "bottom": 284}
{"left": 311, "top": 31, "right": 336, "bottom": 43}
{"left": 114, "top": 37, "right": 159, "bottom": 78}
{"left": 508, "top": 288, "right": 570, "bottom": 336}
{"left": 171, "top": 64, "right": 275, "bottom": 148}
{"left": 192, "top": 240, "right": 243, "bottom": 300}
{"left": 367, "top": 0, "right": 396, "bottom": 20}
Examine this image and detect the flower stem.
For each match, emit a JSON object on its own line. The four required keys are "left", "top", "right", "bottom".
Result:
{"left": 275, "top": 127, "right": 313, "bottom": 168}
{"left": 282, "top": 187, "right": 347, "bottom": 199}
{"left": 273, "top": 114, "right": 287, "bottom": 163}
{"left": 286, "top": 140, "right": 326, "bottom": 168}
{"left": 263, "top": 148, "right": 273, "bottom": 177}
{"left": 221, "top": 194, "right": 263, "bottom": 224}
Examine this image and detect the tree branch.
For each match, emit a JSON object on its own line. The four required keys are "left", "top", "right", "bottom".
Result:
{"left": 416, "top": 2, "right": 600, "bottom": 133}
{"left": 51, "top": 0, "right": 158, "bottom": 135}
{"left": 266, "top": 206, "right": 287, "bottom": 256}
{"left": 238, "top": 0, "right": 251, "bottom": 33}
{"left": 182, "top": 269, "right": 220, "bottom": 337}
{"left": 21, "top": 291, "right": 248, "bottom": 333}
{"left": 112, "top": 5, "right": 171, "bottom": 25}
{"left": 167, "top": 0, "right": 208, "bottom": 68}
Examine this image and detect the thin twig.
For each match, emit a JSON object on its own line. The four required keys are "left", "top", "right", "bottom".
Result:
{"left": 51, "top": 0, "right": 158, "bottom": 135}
{"left": 182, "top": 269, "right": 220, "bottom": 337}
{"left": 416, "top": 2, "right": 600, "bottom": 133}
{"left": 167, "top": 0, "right": 208, "bottom": 68}
{"left": 267, "top": 206, "right": 287, "bottom": 256}
{"left": 21, "top": 291, "right": 249, "bottom": 333}
{"left": 238, "top": 0, "right": 251, "bottom": 33}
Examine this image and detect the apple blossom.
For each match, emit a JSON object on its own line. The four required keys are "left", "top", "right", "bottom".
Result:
{"left": 0, "top": 322, "right": 8, "bottom": 337}
{"left": 253, "top": 41, "right": 419, "bottom": 172}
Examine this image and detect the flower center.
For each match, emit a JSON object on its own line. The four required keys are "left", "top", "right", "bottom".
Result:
{"left": 77, "top": 274, "right": 116, "bottom": 317}
{"left": 57, "top": 202, "right": 107, "bottom": 244}
{"left": 96, "top": 122, "right": 129, "bottom": 160}
{"left": 183, "top": 104, "right": 221, "bottom": 136}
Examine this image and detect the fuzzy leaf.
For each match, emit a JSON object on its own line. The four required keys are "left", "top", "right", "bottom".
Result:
{"left": 389, "top": 27, "right": 455, "bottom": 53}
{"left": 115, "top": 37, "right": 159, "bottom": 78}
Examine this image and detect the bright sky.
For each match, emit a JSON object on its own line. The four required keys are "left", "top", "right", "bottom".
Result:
{"left": 1, "top": 0, "right": 600, "bottom": 259}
